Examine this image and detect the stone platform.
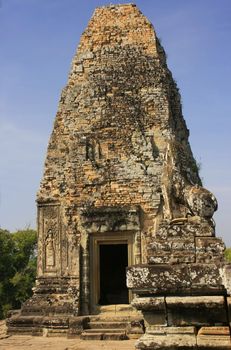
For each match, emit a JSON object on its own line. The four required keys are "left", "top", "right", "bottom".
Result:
{"left": 7, "top": 305, "right": 144, "bottom": 341}
{"left": 0, "top": 320, "right": 136, "bottom": 350}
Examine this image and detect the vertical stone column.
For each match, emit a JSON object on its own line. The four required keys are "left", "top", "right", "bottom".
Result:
{"left": 80, "top": 235, "right": 90, "bottom": 315}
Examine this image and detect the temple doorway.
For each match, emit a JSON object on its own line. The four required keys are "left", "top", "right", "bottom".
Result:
{"left": 99, "top": 243, "right": 128, "bottom": 305}
{"left": 89, "top": 232, "right": 134, "bottom": 313}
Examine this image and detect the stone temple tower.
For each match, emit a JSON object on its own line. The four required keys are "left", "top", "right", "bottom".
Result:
{"left": 8, "top": 4, "right": 231, "bottom": 348}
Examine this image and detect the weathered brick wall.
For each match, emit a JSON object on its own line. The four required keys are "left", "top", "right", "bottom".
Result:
{"left": 38, "top": 4, "right": 200, "bottom": 241}
{"left": 7, "top": 6, "right": 230, "bottom": 344}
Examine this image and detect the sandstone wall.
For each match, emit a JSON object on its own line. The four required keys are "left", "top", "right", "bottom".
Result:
{"left": 37, "top": 4, "right": 203, "bottom": 280}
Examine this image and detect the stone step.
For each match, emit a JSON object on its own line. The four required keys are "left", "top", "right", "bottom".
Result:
{"left": 81, "top": 314, "right": 144, "bottom": 340}
{"left": 89, "top": 315, "right": 139, "bottom": 322}
{"left": 84, "top": 328, "right": 126, "bottom": 333}
{"left": 81, "top": 332, "right": 102, "bottom": 340}
{"left": 92, "top": 304, "right": 141, "bottom": 318}
{"left": 81, "top": 331, "right": 128, "bottom": 340}
{"left": 103, "top": 333, "right": 128, "bottom": 340}
{"left": 7, "top": 326, "right": 43, "bottom": 336}
{"left": 88, "top": 321, "right": 128, "bottom": 329}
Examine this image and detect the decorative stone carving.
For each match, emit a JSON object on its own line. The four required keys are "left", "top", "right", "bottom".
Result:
{"left": 86, "top": 138, "right": 101, "bottom": 162}
{"left": 45, "top": 229, "right": 56, "bottom": 268}
{"left": 37, "top": 204, "right": 60, "bottom": 275}
{"left": 185, "top": 185, "right": 218, "bottom": 218}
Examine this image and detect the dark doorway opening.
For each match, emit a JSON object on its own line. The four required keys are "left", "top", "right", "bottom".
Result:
{"left": 99, "top": 244, "right": 128, "bottom": 305}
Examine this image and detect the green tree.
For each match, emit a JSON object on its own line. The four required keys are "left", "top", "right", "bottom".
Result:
{"left": 12, "top": 229, "right": 37, "bottom": 270}
{"left": 225, "top": 248, "right": 231, "bottom": 263}
{"left": 0, "top": 229, "right": 16, "bottom": 318}
{"left": 0, "top": 228, "right": 37, "bottom": 319}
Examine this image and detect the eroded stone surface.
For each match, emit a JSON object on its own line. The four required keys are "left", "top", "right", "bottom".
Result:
{"left": 127, "top": 264, "right": 224, "bottom": 294}
{"left": 166, "top": 296, "right": 227, "bottom": 326}
{"left": 136, "top": 332, "right": 197, "bottom": 349}
{"left": 131, "top": 297, "right": 165, "bottom": 311}
{"left": 7, "top": 3, "right": 231, "bottom": 349}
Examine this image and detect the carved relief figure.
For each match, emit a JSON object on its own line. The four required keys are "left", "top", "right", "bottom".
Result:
{"left": 86, "top": 139, "right": 94, "bottom": 161}
{"left": 43, "top": 208, "right": 59, "bottom": 271}
{"left": 86, "top": 138, "right": 101, "bottom": 161}
{"left": 67, "top": 232, "right": 79, "bottom": 275}
{"left": 45, "top": 229, "right": 55, "bottom": 268}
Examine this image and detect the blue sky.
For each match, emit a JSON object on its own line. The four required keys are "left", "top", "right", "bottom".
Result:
{"left": 0, "top": 0, "right": 231, "bottom": 246}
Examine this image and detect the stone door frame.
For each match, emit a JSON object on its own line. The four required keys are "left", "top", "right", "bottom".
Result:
{"left": 89, "top": 231, "right": 135, "bottom": 314}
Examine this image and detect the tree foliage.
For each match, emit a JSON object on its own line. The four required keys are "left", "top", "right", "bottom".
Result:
{"left": 225, "top": 248, "right": 231, "bottom": 263}
{"left": 0, "top": 228, "right": 37, "bottom": 319}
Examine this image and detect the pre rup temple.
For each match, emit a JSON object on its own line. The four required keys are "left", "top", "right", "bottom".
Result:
{"left": 7, "top": 4, "right": 231, "bottom": 349}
